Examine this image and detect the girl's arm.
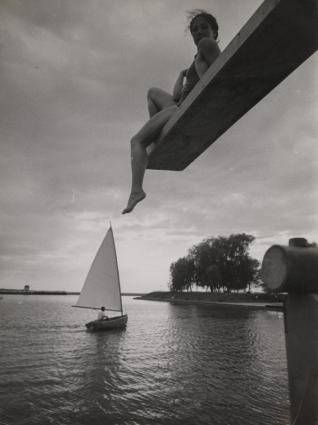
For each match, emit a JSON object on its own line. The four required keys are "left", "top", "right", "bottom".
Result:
{"left": 172, "top": 69, "right": 187, "bottom": 102}
{"left": 195, "top": 38, "right": 221, "bottom": 78}
{"left": 198, "top": 37, "right": 220, "bottom": 65}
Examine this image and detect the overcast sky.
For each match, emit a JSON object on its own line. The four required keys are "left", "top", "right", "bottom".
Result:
{"left": 1, "top": 0, "right": 317, "bottom": 293}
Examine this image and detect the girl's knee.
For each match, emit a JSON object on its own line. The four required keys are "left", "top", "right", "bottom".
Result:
{"left": 130, "top": 135, "right": 140, "bottom": 147}
{"left": 147, "top": 87, "right": 160, "bottom": 101}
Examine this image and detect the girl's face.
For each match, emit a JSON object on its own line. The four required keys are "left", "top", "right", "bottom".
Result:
{"left": 190, "top": 16, "right": 215, "bottom": 46}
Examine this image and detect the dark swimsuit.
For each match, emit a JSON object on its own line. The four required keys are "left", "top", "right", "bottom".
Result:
{"left": 178, "top": 61, "right": 200, "bottom": 105}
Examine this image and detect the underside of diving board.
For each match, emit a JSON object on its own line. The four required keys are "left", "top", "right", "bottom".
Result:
{"left": 147, "top": 0, "right": 318, "bottom": 171}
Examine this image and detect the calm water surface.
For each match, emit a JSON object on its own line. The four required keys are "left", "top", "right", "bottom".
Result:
{"left": 0, "top": 295, "right": 290, "bottom": 425}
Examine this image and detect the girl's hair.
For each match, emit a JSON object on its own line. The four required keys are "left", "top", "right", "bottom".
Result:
{"left": 187, "top": 9, "right": 219, "bottom": 40}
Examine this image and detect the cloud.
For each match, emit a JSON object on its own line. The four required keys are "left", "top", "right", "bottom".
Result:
{"left": 0, "top": 0, "right": 317, "bottom": 292}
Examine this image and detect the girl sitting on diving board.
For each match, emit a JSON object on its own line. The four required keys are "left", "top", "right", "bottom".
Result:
{"left": 123, "top": 10, "right": 221, "bottom": 214}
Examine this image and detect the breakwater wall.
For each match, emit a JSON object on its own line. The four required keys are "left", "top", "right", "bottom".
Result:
{"left": 0, "top": 289, "right": 72, "bottom": 295}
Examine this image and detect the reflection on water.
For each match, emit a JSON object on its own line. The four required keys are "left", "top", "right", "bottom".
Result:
{"left": 0, "top": 295, "right": 289, "bottom": 425}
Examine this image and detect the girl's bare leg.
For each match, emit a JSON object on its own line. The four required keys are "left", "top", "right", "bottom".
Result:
{"left": 147, "top": 88, "right": 175, "bottom": 117}
{"left": 122, "top": 105, "right": 178, "bottom": 214}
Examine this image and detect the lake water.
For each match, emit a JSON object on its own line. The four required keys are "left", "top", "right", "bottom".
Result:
{"left": 0, "top": 295, "right": 290, "bottom": 425}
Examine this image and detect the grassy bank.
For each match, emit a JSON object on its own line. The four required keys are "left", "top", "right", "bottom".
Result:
{"left": 136, "top": 291, "right": 285, "bottom": 303}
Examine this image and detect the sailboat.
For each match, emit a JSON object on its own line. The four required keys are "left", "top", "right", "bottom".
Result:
{"left": 74, "top": 225, "right": 128, "bottom": 331}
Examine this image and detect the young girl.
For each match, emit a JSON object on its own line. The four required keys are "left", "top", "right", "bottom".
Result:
{"left": 122, "top": 11, "right": 221, "bottom": 214}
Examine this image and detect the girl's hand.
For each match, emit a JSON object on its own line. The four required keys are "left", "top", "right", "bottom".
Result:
{"left": 173, "top": 70, "right": 187, "bottom": 102}
{"left": 197, "top": 37, "right": 220, "bottom": 66}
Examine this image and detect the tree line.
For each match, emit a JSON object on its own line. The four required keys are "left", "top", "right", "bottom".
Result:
{"left": 169, "top": 233, "right": 260, "bottom": 293}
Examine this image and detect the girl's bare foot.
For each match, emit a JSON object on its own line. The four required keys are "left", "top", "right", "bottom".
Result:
{"left": 122, "top": 190, "right": 146, "bottom": 214}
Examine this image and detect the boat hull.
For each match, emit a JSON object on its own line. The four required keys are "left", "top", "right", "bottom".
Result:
{"left": 85, "top": 314, "right": 128, "bottom": 331}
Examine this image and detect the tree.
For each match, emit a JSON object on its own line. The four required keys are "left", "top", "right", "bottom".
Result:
{"left": 169, "top": 256, "right": 195, "bottom": 292}
{"left": 172, "top": 233, "right": 260, "bottom": 293}
{"left": 206, "top": 264, "right": 222, "bottom": 292}
{"left": 188, "top": 239, "right": 218, "bottom": 291}
{"left": 210, "top": 234, "right": 260, "bottom": 293}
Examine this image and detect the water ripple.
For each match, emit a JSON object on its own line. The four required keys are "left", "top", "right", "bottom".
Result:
{"left": 0, "top": 296, "right": 290, "bottom": 425}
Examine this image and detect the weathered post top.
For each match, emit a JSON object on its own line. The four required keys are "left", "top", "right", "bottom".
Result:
{"left": 263, "top": 238, "right": 318, "bottom": 425}
{"left": 261, "top": 238, "right": 318, "bottom": 293}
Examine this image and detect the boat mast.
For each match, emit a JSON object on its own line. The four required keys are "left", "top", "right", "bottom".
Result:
{"left": 110, "top": 224, "right": 124, "bottom": 316}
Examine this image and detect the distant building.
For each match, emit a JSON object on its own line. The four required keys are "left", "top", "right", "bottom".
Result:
{"left": 24, "top": 285, "right": 30, "bottom": 292}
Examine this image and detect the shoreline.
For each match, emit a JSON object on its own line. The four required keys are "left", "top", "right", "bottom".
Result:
{"left": 135, "top": 291, "right": 284, "bottom": 311}
{"left": 0, "top": 290, "right": 144, "bottom": 296}
{"left": 0, "top": 290, "right": 284, "bottom": 311}
{"left": 0, "top": 290, "right": 72, "bottom": 295}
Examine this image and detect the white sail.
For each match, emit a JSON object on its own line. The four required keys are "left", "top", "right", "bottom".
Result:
{"left": 75, "top": 227, "right": 122, "bottom": 312}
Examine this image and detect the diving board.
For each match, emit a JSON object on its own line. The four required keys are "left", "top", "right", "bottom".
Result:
{"left": 147, "top": 0, "right": 318, "bottom": 171}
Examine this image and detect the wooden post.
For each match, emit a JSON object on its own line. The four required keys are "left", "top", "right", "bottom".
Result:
{"left": 261, "top": 238, "right": 318, "bottom": 425}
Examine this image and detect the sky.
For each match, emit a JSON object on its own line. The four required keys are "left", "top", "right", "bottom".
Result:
{"left": 1, "top": 0, "right": 317, "bottom": 293}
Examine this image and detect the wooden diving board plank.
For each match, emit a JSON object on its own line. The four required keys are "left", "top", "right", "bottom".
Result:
{"left": 147, "top": 0, "right": 318, "bottom": 171}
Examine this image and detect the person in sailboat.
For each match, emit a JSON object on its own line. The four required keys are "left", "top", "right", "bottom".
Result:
{"left": 122, "top": 10, "right": 221, "bottom": 214}
{"left": 97, "top": 306, "right": 108, "bottom": 321}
